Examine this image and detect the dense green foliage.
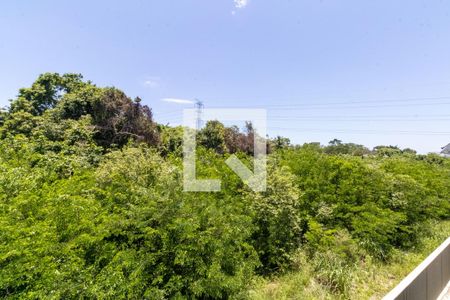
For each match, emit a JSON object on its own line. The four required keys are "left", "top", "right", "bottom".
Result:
{"left": 249, "top": 220, "right": 450, "bottom": 299}
{"left": 0, "top": 73, "right": 449, "bottom": 299}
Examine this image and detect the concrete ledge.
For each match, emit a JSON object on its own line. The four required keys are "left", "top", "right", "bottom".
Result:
{"left": 383, "top": 237, "right": 450, "bottom": 300}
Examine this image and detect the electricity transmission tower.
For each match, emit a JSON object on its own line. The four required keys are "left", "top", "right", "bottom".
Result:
{"left": 195, "top": 100, "right": 204, "bottom": 130}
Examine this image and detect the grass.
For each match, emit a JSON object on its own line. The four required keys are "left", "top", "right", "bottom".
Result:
{"left": 245, "top": 220, "right": 450, "bottom": 300}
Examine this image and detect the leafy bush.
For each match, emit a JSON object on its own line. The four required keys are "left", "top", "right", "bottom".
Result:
{"left": 1, "top": 73, "right": 450, "bottom": 298}
{"left": 245, "top": 161, "right": 304, "bottom": 272}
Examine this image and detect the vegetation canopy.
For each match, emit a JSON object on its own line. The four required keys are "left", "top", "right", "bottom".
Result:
{"left": 0, "top": 73, "right": 449, "bottom": 299}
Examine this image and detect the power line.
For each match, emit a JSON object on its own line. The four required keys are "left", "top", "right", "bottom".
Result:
{"left": 155, "top": 114, "right": 450, "bottom": 124}
{"left": 268, "top": 102, "right": 450, "bottom": 110}
{"left": 265, "top": 113, "right": 450, "bottom": 118}
{"left": 156, "top": 95, "right": 450, "bottom": 117}
{"left": 267, "top": 117, "right": 450, "bottom": 122}
{"left": 267, "top": 127, "right": 450, "bottom": 136}
{"left": 208, "top": 96, "right": 450, "bottom": 108}
{"left": 262, "top": 96, "right": 450, "bottom": 108}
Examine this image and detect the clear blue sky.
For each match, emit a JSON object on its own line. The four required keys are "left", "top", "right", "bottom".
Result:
{"left": 1, "top": 0, "right": 450, "bottom": 153}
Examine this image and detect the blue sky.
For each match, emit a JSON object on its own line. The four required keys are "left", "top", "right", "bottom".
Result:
{"left": 1, "top": 0, "right": 450, "bottom": 153}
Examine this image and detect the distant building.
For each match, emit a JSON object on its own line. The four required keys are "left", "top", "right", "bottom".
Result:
{"left": 441, "top": 143, "right": 450, "bottom": 157}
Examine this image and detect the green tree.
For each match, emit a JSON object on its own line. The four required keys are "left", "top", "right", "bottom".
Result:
{"left": 10, "top": 73, "right": 84, "bottom": 115}
{"left": 198, "top": 120, "right": 227, "bottom": 154}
